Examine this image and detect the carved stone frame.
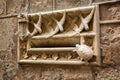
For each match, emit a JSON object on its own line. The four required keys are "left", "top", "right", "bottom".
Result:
{"left": 17, "top": 5, "right": 101, "bottom": 66}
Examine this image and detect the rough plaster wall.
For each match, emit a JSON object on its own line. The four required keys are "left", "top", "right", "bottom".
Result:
{"left": 0, "top": 0, "right": 120, "bottom": 80}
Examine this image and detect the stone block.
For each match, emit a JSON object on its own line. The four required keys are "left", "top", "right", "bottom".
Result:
{"left": 94, "top": 66, "right": 120, "bottom": 80}
{"left": 6, "top": 0, "right": 25, "bottom": 14}
{"left": 0, "top": 61, "right": 4, "bottom": 80}
{"left": 29, "top": 0, "right": 52, "bottom": 13}
{"left": 40, "top": 66, "right": 93, "bottom": 80}
{"left": 99, "top": 1, "right": 120, "bottom": 20}
{"left": 0, "top": 0, "right": 6, "bottom": 16}
{"left": 55, "top": 0, "right": 90, "bottom": 10}
{"left": 0, "top": 18, "right": 17, "bottom": 50}
{"left": 93, "top": 0, "right": 111, "bottom": 3}
{"left": 100, "top": 23, "right": 120, "bottom": 65}
{"left": 3, "top": 61, "right": 18, "bottom": 80}
{"left": 0, "top": 50, "right": 12, "bottom": 61}
{"left": 63, "top": 67, "right": 93, "bottom": 80}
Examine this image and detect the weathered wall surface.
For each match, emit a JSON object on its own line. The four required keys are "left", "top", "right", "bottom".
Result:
{"left": 0, "top": 0, "right": 120, "bottom": 80}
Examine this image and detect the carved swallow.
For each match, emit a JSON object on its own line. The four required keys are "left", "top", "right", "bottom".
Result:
{"left": 48, "top": 10, "right": 66, "bottom": 37}
{"left": 73, "top": 7, "right": 95, "bottom": 35}
{"left": 31, "top": 14, "right": 42, "bottom": 36}
{"left": 80, "top": 14, "right": 89, "bottom": 30}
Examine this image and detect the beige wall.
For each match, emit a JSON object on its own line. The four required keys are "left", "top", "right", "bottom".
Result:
{"left": 0, "top": 0, "right": 120, "bottom": 80}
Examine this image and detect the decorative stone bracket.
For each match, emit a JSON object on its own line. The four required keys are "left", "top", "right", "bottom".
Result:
{"left": 17, "top": 5, "right": 101, "bottom": 66}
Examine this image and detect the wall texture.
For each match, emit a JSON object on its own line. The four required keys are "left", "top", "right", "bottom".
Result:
{"left": 0, "top": 0, "right": 120, "bottom": 80}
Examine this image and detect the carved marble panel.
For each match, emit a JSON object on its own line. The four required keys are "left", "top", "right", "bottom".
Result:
{"left": 17, "top": 5, "right": 101, "bottom": 65}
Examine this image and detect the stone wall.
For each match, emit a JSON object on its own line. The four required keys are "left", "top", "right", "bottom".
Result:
{"left": 0, "top": 0, "right": 120, "bottom": 80}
